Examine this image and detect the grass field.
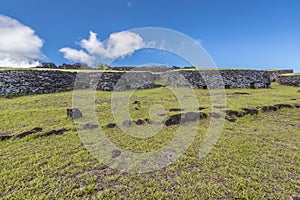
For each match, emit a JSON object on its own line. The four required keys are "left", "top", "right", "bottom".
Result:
{"left": 0, "top": 83, "right": 299, "bottom": 199}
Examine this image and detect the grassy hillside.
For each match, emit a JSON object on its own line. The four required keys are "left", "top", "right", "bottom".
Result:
{"left": 0, "top": 83, "right": 299, "bottom": 199}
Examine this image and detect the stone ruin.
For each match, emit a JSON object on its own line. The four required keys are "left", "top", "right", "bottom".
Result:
{"left": 0, "top": 67, "right": 297, "bottom": 96}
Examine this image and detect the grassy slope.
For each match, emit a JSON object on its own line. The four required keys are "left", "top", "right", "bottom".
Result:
{"left": 0, "top": 83, "right": 299, "bottom": 199}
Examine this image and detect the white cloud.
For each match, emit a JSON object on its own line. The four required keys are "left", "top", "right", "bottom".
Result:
{"left": 59, "top": 48, "right": 95, "bottom": 65}
{"left": 60, "top": 31, "right": 145, "bottom": 66}
{"left": 0, "top": 15, "right": 44, "bottom": 68}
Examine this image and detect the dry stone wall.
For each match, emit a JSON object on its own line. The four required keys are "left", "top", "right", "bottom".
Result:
{"left": 161, "top": 70, "right": 271, "bottom": 89}
{"left": 278, "top": 74, "right": 300, "bottom": 86}
{"left": 0, "top": 69, "right": 291, "bottom": 96}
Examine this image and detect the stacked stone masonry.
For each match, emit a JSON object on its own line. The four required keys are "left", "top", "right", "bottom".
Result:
{"left": 0, "top": 69, "right": 296, "bottom": 96}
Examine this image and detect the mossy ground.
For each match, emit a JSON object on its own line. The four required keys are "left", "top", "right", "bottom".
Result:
{"left": 0, "top": 83, "right": 299, "bottom": 199}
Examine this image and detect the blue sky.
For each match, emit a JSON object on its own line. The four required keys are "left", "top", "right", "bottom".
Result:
{"left": 0, "top": 0, "right": 300, "bottom": 71}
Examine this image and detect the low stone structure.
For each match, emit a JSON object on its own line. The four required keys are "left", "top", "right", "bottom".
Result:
{"left": 161, "top": 70, "right": 271, "bottom": 89}
{"left": 0, "top": 68, "right": 294, "bottom": 96}
{"left": 278, "top": 74, "right": 300, "bottom": 86}
{"left": 265, "top": 69, "right": 294, "bottom": 82}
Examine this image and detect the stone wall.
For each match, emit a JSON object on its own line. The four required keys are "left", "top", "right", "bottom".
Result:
{"left": 161, "top": 70, "right": 271, "bottom": 89}
{"left": 0, "top": 70, "right": 154, "bottom": 96}
{"left": 265, "top": 70, "right": 294, "bottom": 82}
{"left": 0, "top": 69, "right": 292, "bottom": 96}
{"left": 278, "top": 74, "right": 300, "bottom": 86}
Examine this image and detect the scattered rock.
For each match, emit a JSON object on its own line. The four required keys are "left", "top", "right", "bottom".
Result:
{"left": 38, "top": 128, "right": 69, "bottom": 137}
{"left": 295, "top": 104, "right": 300, "bottom": 108}
{"left": 297, "top": 90, "right": 300, "bottom": 93}
{"left": 0, "top": 133, "right": 13, "bottom": 141}
{"left": 274, "top": 104, "right": 293, "bottom": 109}
{"left": 234, "top": 92, "right": 250, "bottom": 95}
{"left": 164, "top": 114, "right": 182, "bottom": 126}
{"left": 211, "top": 112, "right": 222, "bottom": 118}
{"left": 67, "top": 108, "right": 82, "bottom": 119}
{"left": 5, "top": 95, "right": 11, "bottom": 99}
{"left": 261, "top": 106, "right": 277, "bottom": 112}
{"left": 169, "top": 108, "right": 184, "bottom": 112}
{"left": 242, "top": 108, "right": 258, "bottom": 115}
{"left": 198, "top": 107, "right": 207, "bottom": 110}
{"left": 122, "top": 119, "right": 132, "bottom": 126}
{"left": 134, "top": 107, "right": 140, "bottom": 110}
{"left": 144, "top": 118, "right": 154, "bottom": 124}
{"left": 83, "top": 123, "right": 99, "bottom": 129}
{"left": 16, "top": 127, "right": 43, "bottom": 138}
{"left": 226, "top": 110, "right": 244, "bottom": 117}
{"left": 106, "top": 123, "right": 116, "bottom": 128}
{"left": 213, "top": 105, "right": 227, "bottom": 109}
{"left": 112, "top": 150, "right": 121, "bottom": 158}
{"left": 157, "top": 113, "right": 167, "bottom": 116}
{"left": 133, "top": 100, "right": 140, "bottom": 104}
{"left": 135, "top": 119, "right": 144, "bottom": 125}
{"left": 290, "top": 98, "right": 297, "bottom": 101}
{"left": 225, "top": 116, "right": 236, "bottom": 122}
{"left": 183, "top": 112, "right": 200, "bottom": 122}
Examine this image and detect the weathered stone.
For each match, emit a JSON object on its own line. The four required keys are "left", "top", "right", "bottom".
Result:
{"left": 261, "top": 106, "right": 277, "bottom": 112}
{"left": 135, "top": 119, "right": 144, "bottom": 125}
{"left": 164, "top": 114, "right": 182, "bottom": 126}
{"left": 278, "top": 74, "right": 300, "bottom": 86}
{"left": 226, "top": 110, "right": 244, "bottom": 117}
{"left": 198, "top": 107, "right": 207, "bottom": 110}
{"left": 111, "top": 150, "right": 121, "bottom": 158}
{"left": 225, "top": 116, "right": 236, "bottom": 122}
{"left": 38, "top": 128, "right": 68, "bottom": 137}
{"left": 0, "top": 133, "right": 13, "bottom": 140}
{"left": 67, "top": 108, "right": 82, "bottom": 119}
{"left": 234, "top": 91, "right": 250, "bottom": 95}
{"left": 122, "top": 120, "right": 132, "bottom": 126}
{"left": 169, "top": 108, "right": 184, "bottom": 112}
{"left": 274, "top": 104, "right": 293, "bottom": 109}
{"left": 83, "top": 123, "right": 99, "bottom": 129}
{"left": 242, "top": 108, "right": 258, "bottom": 115}
{"left": 16, "top": 127, "right": 43, "bottom": 138}
{"left": 106, "top": 123, "right": 116, "bottom": 128}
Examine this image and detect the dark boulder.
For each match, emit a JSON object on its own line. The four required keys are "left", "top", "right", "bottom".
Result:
{"left": 106, "top": 123, "right": 116, "bottom": 128}
{"left": 274, "top": 104, "right": 293, "bottom": 109}
{"left": 226, "top": 110, "right": 244, "bottom": 117}
{"left": 198, "top": 107, "right": 207, "bottom": 110}
{"left": 242, "top": 108, "right": 258, "bottom": 115}
{"left": 38, "top": 128, "right": 68, "bottom": 137}
{"left": 164, "top": 114, "right": 182, "bottom": 126}
{"left": 295, "top": 104, "right": 300, "bottom": 108}
{"left": 234, "top": 92, "right": 250, "bottom": 95}
{"left": 135, "top": 119, "right": 144, "bottom": 125}
{"left": 0, "top": 133, "right": 13, "bottom": 141}
{"left": 261, "top": 106, "right": 277, "bottom": 112}
{"left": 225, "top": 116, "right": 236, "bottom": 122}
{"left": 169, "top": 108, "right": 184, "bottom": 112}
{"left": 16, "top": 127, "right": 43, "bottom": 138}
{"left": 67, "top": 108, "right": 83, "bottom": 119}
{"left": 39, "top": 62, "right": 57, "bottom": 68}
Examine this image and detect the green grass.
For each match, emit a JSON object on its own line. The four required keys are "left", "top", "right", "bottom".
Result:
{"left": 0, "top": 83, "right": 299, "bottom": 199}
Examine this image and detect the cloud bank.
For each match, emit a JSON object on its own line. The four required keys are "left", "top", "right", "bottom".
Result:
{"left": 60, "top": 31, "right": 145, "bottom": 66}
{"left": 0, "top": 15, "right": 44, "bottom": 68}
